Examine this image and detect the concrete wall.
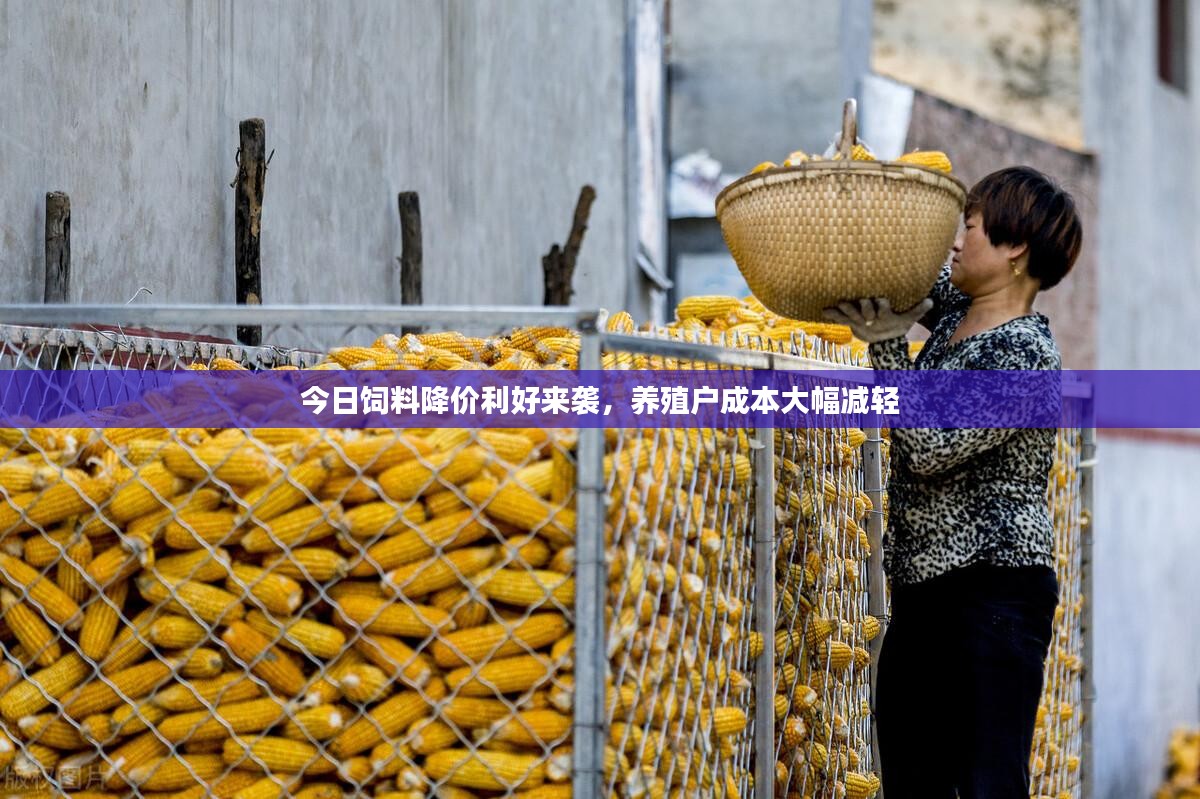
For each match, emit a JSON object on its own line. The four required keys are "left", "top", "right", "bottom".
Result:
{"left": 0, "top": 0, "right": 642, "bottom": 315}
{"left": 668, "top": 0, "right": 872, "bottom": 173}
{"left": 1080, "top": 0, "right": 1200, "bottom": 796}
{"left": 904, "top": 89, "right": 1099, "bottom": 370}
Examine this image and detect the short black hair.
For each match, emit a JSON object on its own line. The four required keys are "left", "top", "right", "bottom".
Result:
{"left": 964, "top": 166, "right": 1083, "bottom": 290}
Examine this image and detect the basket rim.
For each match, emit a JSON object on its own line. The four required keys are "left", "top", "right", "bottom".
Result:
{"left": 714, "top": 160, "right": 968, "bottom": 217}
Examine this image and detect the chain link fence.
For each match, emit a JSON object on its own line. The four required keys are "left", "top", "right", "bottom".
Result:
{"left": 0, "top": 306, "right": 1093, "bottom": 799}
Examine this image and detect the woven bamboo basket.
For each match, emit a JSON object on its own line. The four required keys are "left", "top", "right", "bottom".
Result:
{"left": 715, "top": 100, "right": 967, "bottom": 322}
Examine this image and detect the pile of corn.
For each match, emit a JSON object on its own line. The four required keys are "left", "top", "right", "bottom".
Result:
{"left": 1030, "top": 428, "right": 1088, "bottom": 799}
{"left": 748, "top": 146, "right": 953, "bottom": 176}
{"left": 769, "top": 427, "right": 880, "bottom": 799}
{"left": 1155, "top": 729, "right": 1200, "bottom": 799}
{"left": 0, "top": 304, "right": 862, "bottom": 797}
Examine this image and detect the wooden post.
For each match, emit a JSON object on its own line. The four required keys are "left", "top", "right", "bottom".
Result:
{"left": 234, "top": 118, "right": 266, "bottom": 346}
{"left": 397, "top": 192, "right": 423, "bottom": 306}
{"left": 543, "top": 185, "right": 596, "bottom": 305}
{"left": 44, "top": 192, "right": 71, "bottom": 303}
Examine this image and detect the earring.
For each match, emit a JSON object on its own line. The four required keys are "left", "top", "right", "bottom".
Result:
{"left": 1010, "top": 259, "right": 1022, "bottom": 277}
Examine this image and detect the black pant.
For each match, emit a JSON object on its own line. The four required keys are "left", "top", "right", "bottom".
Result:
{"left": 875, "top": 563, "right": 1058, "bottom": 799}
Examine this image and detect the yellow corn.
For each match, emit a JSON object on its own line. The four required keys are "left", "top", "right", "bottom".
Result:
{"left": 464, "top": 480, "right": 574, "bottom": 546}
{"left": 337, "top": 663, "right": 390, "bottom": 703}
{"left": 445, "top": 654, "right": 555, "bottom": 696}
{"left": 150, "top": 672, "right": 263, "bottom": 712}
{"left": 676, "top": 296, "right": 742, "bottom": 323}
{"left": 18, "top": 712, "right": 86, "bottom": 748}
{"left": 225, "top": 563, "right": 303, "bottom": 615}
{"left": 161, "top": 509, "right": 242, "bottom": 550}
{"left": 348, "top": 509, "right": 489, "bottom": 577}
{"left": 240, "top": 501, "right": 342, "bottom": 553}
{"left": 136, "top": 574, "right": 244, "bottom": 624}
{"left": 161, "top": 438, "right": 272, "bottom": 485}
{"left": 0, "top": 653, "right": 89, "bottom": 720}
{"left": 157, "top": 696, "right": 291, "bottom": 742}
{"left": 896, "top": 149, "right": 952, "bottom": 172}
{"left": 262, "top": 548, "right": 348, "bottom": 582}
{"left": 236, "top": 456, "right": 332, "bottom": 524}
{"left": 383, "top": 545, "right": 497, "bottom": 598}
{"left": 281, "top": 703, "right": 345, "bottom": 741}
{"left": 154, "top": 547, "right": 233, "bottom": 582}
{"left": 222, "top": 735, "right": 336, "bottom": 774}
{"left": 0, "top": 552, "right": 82, "bottom": 629}
{"left": 63, "top": 659, "right": 173, "bottom": 719}
{"left": 333, "top": 593, "right": 452, "bottom": 636}
{"left": 425, "top": 748, "right": 546, "bottom": 791}
{"left": 222, "top": 621, "right": 308, "bottom": 698}
{"left": 432, "top": 612, "right": 568, "bottom": 668}
{"left": 352, "top": 632, "right": 434, "bottom": 690}
{"left": 0, "top": 473, "right": 114, "bottom": 534}
{"left": 1, "top": 587, "right": 61, "bottom": 667}
{"left": 377, "top": 446, "right": 489, "bottom": 501}
{"left": 244, "top": 610, "right": 345, "bottom": 660}
{"left": 487, "top": 708, "right": 572, "bottom": 747}
{"left": 473, "top": 568, "right": 574, "bottom": 607}
{"left": 329, "top": 686, "right": 443, "bottom": 759}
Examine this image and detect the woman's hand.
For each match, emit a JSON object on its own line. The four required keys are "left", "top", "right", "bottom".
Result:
{"left": 822, "top": 297, "right": 933, "bottom": 344}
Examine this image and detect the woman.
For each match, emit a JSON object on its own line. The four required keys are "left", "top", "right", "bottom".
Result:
{"left": 823, "top": 166, "right": 1083, "bottom": 799}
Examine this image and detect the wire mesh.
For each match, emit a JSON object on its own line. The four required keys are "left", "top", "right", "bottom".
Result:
{"left": 0, "top": 307, "right": 1093, "bottom": 799}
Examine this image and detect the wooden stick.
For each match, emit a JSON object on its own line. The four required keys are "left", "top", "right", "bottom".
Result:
{"left": 234, "top": 118, "right": 266, "bottom": 346}
{"left": 44, "top": 192, "right": 71, "bottom": 303}
{"left": 543, "top": 185, "right": 596, "bottom": 306}
{"left": 397, "top": 191, "right": 423, "bottom": 335}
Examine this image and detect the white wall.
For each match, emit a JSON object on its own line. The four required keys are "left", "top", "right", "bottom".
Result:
{"left": 0, "top": 0, "right": 642, "bottom": 313}
{"left": 1081, "top": 0, "right": 1200, "bottom": 796}
{"left": 668, "top": 0, "right": 872, "bottom": 173}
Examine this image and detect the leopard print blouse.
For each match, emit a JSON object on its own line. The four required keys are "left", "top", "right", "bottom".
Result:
{"left": 867, "top": 264, "right": 1061, "bottom": 586}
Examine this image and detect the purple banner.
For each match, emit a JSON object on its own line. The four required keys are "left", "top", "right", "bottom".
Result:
{"left": 0, "top": 368, "right": 1127, "bottom": 429}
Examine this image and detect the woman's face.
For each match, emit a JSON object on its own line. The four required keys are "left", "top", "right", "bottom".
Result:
{"left": 949, "top": 210, "right": 1024, "bottom": 296}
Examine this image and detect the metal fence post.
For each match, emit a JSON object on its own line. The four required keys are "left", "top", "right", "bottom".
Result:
{"left": 1078, "top": 418, "right": 1096, "bottom": 799}
{"left": 573, "top": 324, "right": 607, "bottom": 796}
{"left": 862, "top": 426, "right": 887, "bottom": 796}
{"left": 752, "top": 425, "right": 776, "bottom": 799}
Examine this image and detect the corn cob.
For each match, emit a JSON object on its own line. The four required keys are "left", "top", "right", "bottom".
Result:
{"left": 383, "top": 546, "right": 497, "bottom": 598}
{"left": 162, "top": 509, "right": 242, "bottom": 549}
{"left": 126, "top": 753, "right": 226, "bottom": 790}
{"left": 1, "top": 587, "right": 62, "bottom": 666}
{"left": 244, "top": 611, "right": 345, "bottom": 660}
{"left": 473, "top": 568, "right": 574, "bottom": 607}
{"left": 235, "top": 456, "right": 332, "bottom": 524}
{"left": 63, "top": 659, "right": 173, "bottom": 719}
{"left": 0, "top": 473, "right": 114, "bottom": 534}
{"left": 896, "top": 149, "right": 953, "bottom": 172}
{"left": 222, "top": 621, "right": 308, "bottom": 697}
{"left": 280, "top": 703, "right": 344, "bottom": 741}
{"left": 18, "top": 712, "right": 86, "bottom": 749}
{"left": 222, "top": 735, "right": 336, "bottom": 774}
{"left": 0, "top": 651, "right": 90, "bottom": 720}
{"left": 333, "top": 593, "right": 452, "bottom": 636}
{"left": 377, "top": 446, "right": 489, "bottom": 501}
{"left": 348, "top": 509, "right": 489, "bottom": 577}
{"left": 329, "top": 686, "right": 443, "bottom": 758}
{"left": 262, "top": 548, "right": 348, "bottom": 582}
{"left": 0, "top": 552, "right": 82, "bottom": 628}
{"left": 352, "top": 632, "right": 434, "bottom": 690}
{"left": 240, "top": 501, "right": 342, "bottom": 553}
{"left": 157, "top": 695, "right": 291, "bottom": 742}
{"left": 425, "top": 748, "right": 546, "bottom": 791}
{"left": 486, "top": 708, "right": 572, "bottom": 747}
{"left": 226, "top": 563, "right": 303, "bottom": 614}
{"left": 445, "top": 654, "right": 555, "bottom": 696}
{"left": 336, "top": 663, "right": 390, "bottom": 703}
{"left": 150, "top": 672, "right": 264, "bottom": 712}
{"left": 432, "top": 613, "right": 569, "bottom": 668}
{"left": 464, "top": 480, "right": 574, "bottom": 546}
{"left": 136, "top": 574, "right": 244, "bottom": 624}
